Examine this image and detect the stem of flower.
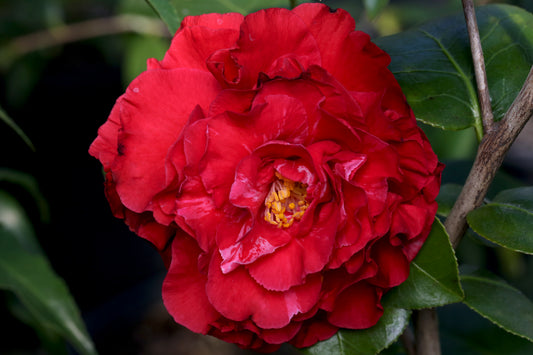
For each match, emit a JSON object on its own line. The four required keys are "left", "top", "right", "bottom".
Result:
{"left": 462, "top": 0, "right": 494, "bottom": 135}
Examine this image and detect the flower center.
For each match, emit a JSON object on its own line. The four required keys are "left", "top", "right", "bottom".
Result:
{"left": 264, "top": 172, "right": 309, "bottom": 228}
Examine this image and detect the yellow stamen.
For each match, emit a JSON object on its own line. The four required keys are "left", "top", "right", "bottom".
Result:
{"left": 264, "top": 172, "right": 309, "bottom": 228}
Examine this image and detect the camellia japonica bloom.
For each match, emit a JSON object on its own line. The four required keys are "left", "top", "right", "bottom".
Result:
{"left": 90, "top": 3, "right": 443, "bottom": 352}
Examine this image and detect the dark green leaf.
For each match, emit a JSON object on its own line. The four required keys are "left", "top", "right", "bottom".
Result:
{"left": 6, "top": 294, "right": 69, "bottom": 355}
{"left": 302, "top": 307, "right": 410, "bottom": 355}
{"left": 145, "top": 0, "right": 294, "bottom": 34}
{"left": 0, "top": 105, "right": 34, "bottom": 151}
{"left": 467, "top": 202, "right": 533, "bottom": 255}
{"left": 440, "top": 303, "right": 533, "bottom": 355}
{"left": 384, "top": 218, "right": 463, "bottom": 309}
{"left": 0, "top": 190, "right": 41, "bottom": 254}
{"left": 363, "top": 0, "right": 389, "bottom": 20}
{"left": 145, "top": 0, "right": 180, "bottom": 34}
{"left": 0, "top": 230, "right": 97, "bottom": 355}
{"left": 436, "top": 183, "right": 462, "bottom": 217}
{"left": 0, "top": 168, "right": 50, "bottom": 223}
{"left": 493, "top": 186, "right": 533, "bottom": 211}
{"left": 461, "top": 271, "right": 533, "bottom": 343}
{"left": 375, "top": 5, "right": 533, "bottom": 134}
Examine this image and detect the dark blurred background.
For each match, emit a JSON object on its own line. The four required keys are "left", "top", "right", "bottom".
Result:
{"left": 1, "top": 0, "right": 532, "bottom": 354}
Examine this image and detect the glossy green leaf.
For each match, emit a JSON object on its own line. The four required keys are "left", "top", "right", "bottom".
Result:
{"left": 0, "top": 229, "right": 97, "bottom": 355}
{"left": 467, "top": 200, "right": 533, "bottom": 255}
{"left": 363, "top": 0, "right": 389, "bottom": 20}
{"left": 0, "top": 105, "right": 34, "bottom": 151}
{"left": 493, "top": 186, "right": 533, "bottom": 211}
{"left": 461, "top": 271, "right": 533, "bottom": 343}
{"left": 440, "top": 303, "right": 533, "bottom": 355}
{"left": 302, "top": 307, "right": 410, "bottom": 355}
{"left": 145, "top": 0, "right": 295, "bottom": 34}
{"left": 383, "top": 218, "right": 463, "bottom": 309}
{"left": 436, "top": 183, "right": 462, "bottom": 217}
{"left": 145, "top": 0, "right": 180, "bottom": 34}
{"left": 375, "top": 4, "right": 533, "bottom": 134}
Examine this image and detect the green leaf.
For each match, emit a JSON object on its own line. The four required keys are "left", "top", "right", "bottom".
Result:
{"left": 0, "top": 168, "right": 50, "bottom": 223}
{"left": 0, "top": 190, "right": 41, "bottom": 254}
{"left": 145, "top": 0, "right": 293, "bottom": 34}
{"left": 0, "top": 229, "right": 97, "bottom": 355}
{"left": 461, "top": 271, "right": 533, "bottom": 343}
{"left": 302, "top": 307, "right": 410, "bottom": 355}
{"left": 6, "top": 294, "right": 69, "bottom": 355}
{"left": 375, "top": 4, "right": 533, "bottom": 135}
{"left": 492, "top": 186, "right": 533, "bottom": 211}
{"left": 467, "top": 188, "right": 533, "bottom": 254}
{"left": 363, "top": 0, "right": 389, "bottom": 20}
{"left": 383, "top": 218, "right": 463, "bottom": 309}
{"left": 436, "top": 183, "right": 462, "bottom": 217}
{"left": 0, "top": 105, "right": 34, "bottom": 151}
{"left": 145, "top": 0, "right": 180, "bottom": 34}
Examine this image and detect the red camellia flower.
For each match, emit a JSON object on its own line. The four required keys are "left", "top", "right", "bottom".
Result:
{"left": 90, "top": 3, "right": 443, "bottom": 352}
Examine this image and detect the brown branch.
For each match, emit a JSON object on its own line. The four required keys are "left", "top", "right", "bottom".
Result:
{"left": 414, "top": 309, "right": 441, "bottom": 355}
{"left": 462, "top": 0, "right": 495, "bottom": 134}
{"left": 400, "top": 325, "right": 416, "bottom": 355}
{"left": 446, "top": 66, "right": 533, "bottom": 247}
{"left": 5, "top": 14, "right": 170, "bottom": 63}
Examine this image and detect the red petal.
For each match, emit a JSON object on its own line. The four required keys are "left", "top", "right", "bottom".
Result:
{"left": 162, "top": 232, "right": 220, "bottom": 334}
{"left": 231, "top": 7, "right": 321, "bottom": 87}
{"left": 112, "top": 68, "right": 220, "bottom": 213}
{"left": 327, "top": 282, "right": 383, "bottom": 329}
{"left": 290, "top": 314, "right": 338, "bottom": 348}
{"left": 199, "top": 95, "right": 309, "bottom": 206}
{"left": 89, "top": 97, "right": 122, "bottom": 170}
{"left": 159, "top": 12, "right": 243, "bottom": 70}
{"left": 219, "top": 221, "right": 292, "bottom": 274}
{"left": 206, "top": 253, "right": 322, "bottom": 329}
{"left": 293, "top": 4, "right": 356, "bottom": 75}
{"left": 247, "top": 202, "right": 339, "bottom": 291}
{"left": 368, "top": 240, "right": 410, "bottom": 288}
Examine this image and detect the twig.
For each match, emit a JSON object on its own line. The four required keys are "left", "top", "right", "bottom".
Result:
{"left": 5, "top": 14, "right": 170, "bottom": 64}
{"left": 414, "top": 309, "right": 441, "bottom": 355}
{"left": 462, "top": 0, "right": 494, "bottom": 134}
{"left": 400, "top": 325, "right": 416, "bottom": 355}
{"left": 446, "top": 66, "right": 533, "bottom": 247}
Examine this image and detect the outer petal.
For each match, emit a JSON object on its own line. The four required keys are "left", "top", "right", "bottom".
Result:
{"left": 327, "top": 282, "right": 383, "bottom": 329}
{"left": 112, "top": 68, "right": 221, "bottom": 213}
{"left": 158, "top": 12, "right": 243, "bottom": 71}
{"left": 89, "top": 98, "right": 122, "bottom": 170}
{"left": 162, "top": 232, "right": 220, "bottom": 334}
{"left": 206, "top": 252, "right": 322, "bottom": 329}
{"left": 230, "top": 7, "right": 321, "bottom": 87}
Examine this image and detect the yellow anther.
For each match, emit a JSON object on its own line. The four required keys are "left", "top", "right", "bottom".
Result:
{"left": 263, "top": 173, "right": 309, "bottom": 228}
